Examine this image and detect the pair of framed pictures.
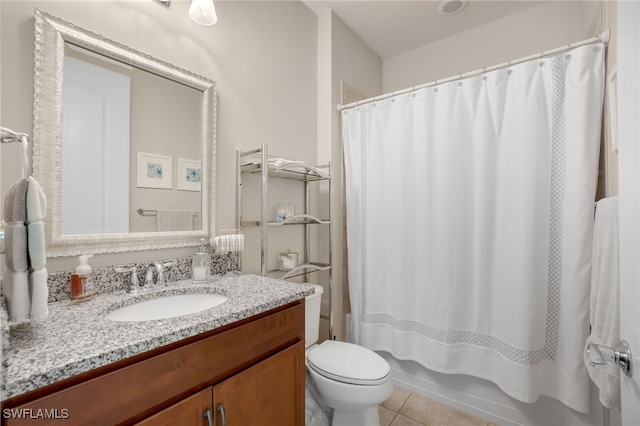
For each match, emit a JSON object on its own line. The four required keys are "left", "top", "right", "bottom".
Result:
{"left": 136, "top": 152, "right": 201, "bottom": 191}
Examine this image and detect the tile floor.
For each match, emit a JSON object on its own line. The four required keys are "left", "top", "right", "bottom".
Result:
{"left": 379, "top": 386, "right": 498, "bottom": 426}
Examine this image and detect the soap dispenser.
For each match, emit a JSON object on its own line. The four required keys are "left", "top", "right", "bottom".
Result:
{"left": 71, "top": 255, "right": 96, "bottom": 303}
{"left": 192, "top": 239, "right": 210, "bottom": 283}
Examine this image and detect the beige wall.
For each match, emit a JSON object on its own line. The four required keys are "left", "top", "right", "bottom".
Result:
{"left": 302, "top": 2, "right": 383, "bottom": 340}
{"left": 330, "top": 12, "right": 383, "bottom": 340}
{"left": 0, "top": 0, "right": 317, "bottom": 271}
{"left": 382, "top": 0, "right": 619, "bottom": 196}
{"left": 603, "top": 0, "right": 619, "bottom": 197}
{"left": 128, "top": 68, "right": 202, "bottom": 233}
{"left": 384, "top": 2, "right": 587, "bottom": 92}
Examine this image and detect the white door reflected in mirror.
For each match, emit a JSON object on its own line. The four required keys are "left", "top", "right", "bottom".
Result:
{"left": 62, "top": 55, "right": 131, "bottom": 235}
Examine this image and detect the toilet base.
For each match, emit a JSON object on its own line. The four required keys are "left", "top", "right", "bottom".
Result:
{"left": 332, "top": 406, "right": 380, "bottom": 426}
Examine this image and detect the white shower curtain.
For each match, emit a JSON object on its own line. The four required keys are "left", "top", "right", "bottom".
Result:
{"left": 342, "top": 43, "right": 604, "bottom": 413}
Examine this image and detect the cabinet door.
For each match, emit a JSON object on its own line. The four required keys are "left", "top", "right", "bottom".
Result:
{"left": 136, "top": 387, "right": 213, "bottom": 426}
{"left": 213, "top": 341, "right": 305, "bottom": 426}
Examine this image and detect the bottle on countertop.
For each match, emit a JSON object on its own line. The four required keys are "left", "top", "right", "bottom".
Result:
{"left": 70, "top": 254, "right": 96, "bottom": 303}
{"left": 192, "top": 239, "right": 210, "bottom": 283}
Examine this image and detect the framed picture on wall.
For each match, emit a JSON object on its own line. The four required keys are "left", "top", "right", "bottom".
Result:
{"left": 177, "top": 158, "right": 202, "bottom": 192}
{"left": 137, "top": 152, "right": 172, "bottom": 189}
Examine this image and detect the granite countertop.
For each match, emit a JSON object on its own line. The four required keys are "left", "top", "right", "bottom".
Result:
{"left": 1, "top": 273, "right": 312, "bottom": 400}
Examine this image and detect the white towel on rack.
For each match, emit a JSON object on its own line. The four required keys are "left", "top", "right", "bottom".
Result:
{"left": 3, "top": 179, "right": 31, "bottom": 322}
{"left": 583, "top": 196, "right": 620, "bottom": 410}
{"left": 5, "top": 223, "right": 28, "bottom": 272}
{"left": 26, "top": 177, "right": 48, "bottom": 321}
{"left": 212, "top": 234, "right": 244, "bottom": 252}
{"left": 29, "top": 268, "right": 49, "bottom": 321}
{"left": 3, "top": 177, "right": 49, "bottom": 322}
{"left": 156, "top": 209, "right": 194, "bottom": 232}
{"left": 26, "top": 176, "right": 47, "bottom": 222}
{"left": 3, "top": 271, "right": 30, "bottom": 322}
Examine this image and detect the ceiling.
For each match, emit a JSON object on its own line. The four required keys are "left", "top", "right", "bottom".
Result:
{"left": 315, "top": 0, "right": 546, "bottom": 58}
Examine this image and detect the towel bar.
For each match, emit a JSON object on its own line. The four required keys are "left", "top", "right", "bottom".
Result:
{"left": 137, "top": 208, "right": 200, "bottom": 216}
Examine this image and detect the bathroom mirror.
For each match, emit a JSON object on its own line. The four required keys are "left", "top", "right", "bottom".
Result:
{"left": 33, "top": 9, "right": 216, "bottom": 257}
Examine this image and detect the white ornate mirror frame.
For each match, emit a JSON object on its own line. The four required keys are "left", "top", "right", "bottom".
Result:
{"left": 33, "top": 8, "right": 216, "bottom": 257}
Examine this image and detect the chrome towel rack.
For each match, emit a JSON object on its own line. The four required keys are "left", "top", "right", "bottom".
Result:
{"left": 137, "top": 208, "right": 200, "bottom": 216}
{"left": 1, "top": 127, "right": 30, "bottom": 178}
{"left": 137, "top": 208, "right": 158, "bottom": 216}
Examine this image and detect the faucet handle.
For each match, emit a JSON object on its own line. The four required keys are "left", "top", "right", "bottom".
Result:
{"left": 115, "top": 266, "right": 140, "bottom": 294}
{"left": 153, "top": 261, "right": 175, "bottom": 287}
{"left": 158, "top": 261, "right": 176, "bottom": 287}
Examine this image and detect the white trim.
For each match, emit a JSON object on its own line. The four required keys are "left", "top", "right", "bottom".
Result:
{"left": 607, "top": 64, "right": 618, "bottom": 153}
{"left": 381, "top": 352, "right": 604, "bottom": 426}
{"left": 616, "top": 1, "right": 640, "bottom": 423}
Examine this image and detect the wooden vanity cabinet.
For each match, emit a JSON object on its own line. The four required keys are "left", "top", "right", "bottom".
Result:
{"left": 212, "top": 341, "right": 304, "bottom": 426}
{"left": 136, "top": 387, "right": 213, "bottom": 426}
{"left": 138, "top": 342, "right": 304, "bottom": 426}
{"left": 2, "top": 300, "right": 305, "bottom": 426}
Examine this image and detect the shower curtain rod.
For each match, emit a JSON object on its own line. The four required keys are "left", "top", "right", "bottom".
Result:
{"left": 337, "top": 29, "right": 610, "bottom": 112}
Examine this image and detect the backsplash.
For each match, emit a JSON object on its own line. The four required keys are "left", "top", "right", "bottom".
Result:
{"left": 46, "top": 252, "right": 238, "bottom": 302}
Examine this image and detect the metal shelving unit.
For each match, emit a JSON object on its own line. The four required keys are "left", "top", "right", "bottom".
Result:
{"left": 237, "top": 144, "right": 333, "bottom": 338}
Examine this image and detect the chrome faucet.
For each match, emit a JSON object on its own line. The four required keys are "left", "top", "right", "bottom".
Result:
{"left": 143, "top": 261, "right": 175, "bottom": 290}
{"left": 143, "top": 263, "right": 156, "bottom": 290}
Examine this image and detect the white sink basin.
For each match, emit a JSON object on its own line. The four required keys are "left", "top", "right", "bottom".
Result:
{"left": 105, "top": 293, "right": 228, "bottom": 322}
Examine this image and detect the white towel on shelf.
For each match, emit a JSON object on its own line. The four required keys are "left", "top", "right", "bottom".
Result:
{"left": 283, "top": 164, "right": 330, "bottom": 179}
{"left": 269, "top": 158, "right": 304, "bottom": 167}
{"left": 242, "top": 154, "right": 330, "bottom": 178}
{"left": 243, "top": 154, "right": 304, "bottom": 167}
{"left": 583, "top": 196, "right": 620, "bottom": 410}
{"left": 212, "top": 234, "right": 244, "bottom": 252}
{"left": 156, "top": 209, "right": 194, "bottom": 232}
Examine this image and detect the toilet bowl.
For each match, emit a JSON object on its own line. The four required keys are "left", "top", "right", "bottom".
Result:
{"left": 305, "top": 285, "right": 393, "bottom": 426}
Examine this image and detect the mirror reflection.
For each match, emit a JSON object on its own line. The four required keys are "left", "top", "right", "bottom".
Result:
{"left": 33, "top": 8, "right": 216, "bottom": 257}
{"left": 62, "top": 44, "right": 202, "bottom": 235}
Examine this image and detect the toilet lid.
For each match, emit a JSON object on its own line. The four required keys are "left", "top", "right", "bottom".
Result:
{"left": 307, "top": 340, "right": 390, "bottom": 386}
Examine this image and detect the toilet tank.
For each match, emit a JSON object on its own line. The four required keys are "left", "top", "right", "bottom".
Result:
{"left": 305, "top": 284, "right": 324, "bottom": 348}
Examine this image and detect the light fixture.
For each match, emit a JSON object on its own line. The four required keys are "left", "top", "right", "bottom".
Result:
{"left": 437, "top": 0, "right": 468, "bottom": 16}
{"left": 153, "top": 0, "right": 170, "bottom": 8}
{"left": 189, "top": 0, "right": 217, "bottom": 26}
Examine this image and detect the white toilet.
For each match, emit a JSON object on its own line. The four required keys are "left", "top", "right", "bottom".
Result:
{"left": 305, "top": 284, "right": 393, "bottom": 426}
